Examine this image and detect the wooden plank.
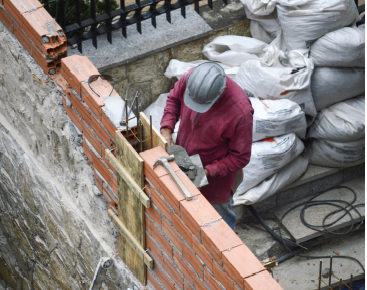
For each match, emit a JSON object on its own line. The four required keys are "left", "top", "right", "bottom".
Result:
{"left": 108, "top": 209, "right": 153, "bottom": 269}
{"left": 115, "top": 130, "right": 147, "bottom": 285}
{"left": 140, "top": 112, "right": 167, "bottom": 151}
{"left": 105, "top": 149, "right": 150, "bottom": 208}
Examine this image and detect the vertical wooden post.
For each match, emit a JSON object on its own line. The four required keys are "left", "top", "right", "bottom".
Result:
{"left": 140, "top": 112, "right": 167, "bottom": 151}
{"left": 115, "top": 131, "right": 146, "bottom": 284}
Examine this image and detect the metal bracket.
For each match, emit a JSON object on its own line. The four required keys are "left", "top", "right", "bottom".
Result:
{"left": 89, "top": 257, "right": 114, "bottom": 290}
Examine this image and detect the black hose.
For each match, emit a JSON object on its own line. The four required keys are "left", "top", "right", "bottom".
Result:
{"left": 246, "top": 186, "right": 365, "bottom": 271}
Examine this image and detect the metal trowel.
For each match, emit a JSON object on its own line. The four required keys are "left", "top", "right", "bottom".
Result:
{"left": 167, "top": 145, "right": 208, "bottom": 188}
{"left": 189, "top": 154, "right": 209, "bottom": 188}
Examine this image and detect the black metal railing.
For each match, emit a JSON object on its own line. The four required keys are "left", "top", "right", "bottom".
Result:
{"left": 42, "top": 0, "right": 227, "bottom": 53}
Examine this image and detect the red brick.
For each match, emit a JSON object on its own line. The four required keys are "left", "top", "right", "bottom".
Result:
{"left": 102, "top": 187, "right": 118, "bottom": 212}
{"left": 204, "top": 267, "right": 222, "bottom": 290}
{"left": 101, "top": 109, "right": 118, "bottom": 138}
{"left": 180, "top": 194, "right": 222, "bottom": 240}
{"left": 69, "top": 91, "right": 91, "bottom": 125}
{"left": 155, "top": 263, "right": 176, "bottom": 290}
{"left": 94, "top": 171, "right": 103, "bottom": 194}
{"left": 0, "top": 7, "right": 13, "bottom": 32}
{"left": 32, "top": 44, "right": 53, "bottom": 75}
{"left": 148, "top": 218, "right": 172, "bottom": 259}
{"left": 192, "top": 235, "right": 213, "bottom": 273}
{"left": 159, "top": 170, "right": 201, "bottom": 214}
{"left": 63, "top": 96, "right": 83, "bottom": 132}
{"left": 184, "top": 280, "right": 194, "bottom": 290}
{"left": 5, "top": 0, "right": 41, "bottom": 27}
{"left": 147, "top": 270, "right": 164, "bottom": 290}
{"left": 145, "top": 200, "right": 162, "bottom": 229}
{"left": 182, "top": 243, "right": 203, "bottom": 279}
{"left": 91, "top": 115, "right": 110, "bottom": 147}
{"left": 83, "top": 121, "right": 101, "bottom": 156}
{"left": 80, "top": 81, "right": 112, "bottom": 109}
{"left": 171, "top": 212, "right": 192, "bottom": 247}
{"left": 149, "top": 184, "right": 171, "bottom": 220}
{"left": 202, "top": 219, "right": 243, "bottom": 266}
{"left": 162, "top": 218, "right": 183, "bottom": 252}
{"left": 102, "top": 146, "right": 117, "bottom": 175}
{"left": 91, "top": 151, "right": 113, "bottom": 186}
{"left": 82, "top": 140, "right": 93, "bottom": 163}
{"left": 163, "top": 254, "right": 184, "bottom": 290}
{"left": 81, "top": 83, "right": 102, "bottom": 119}
{"left": 213, "top": 261, "right": 234, "bottom": 290}
{"left": 222, "top": 245, "right": 266, "bottom": 288}
{"left": 22, "top": 8, "right": 62, "bottom": 50}
{"left": 173, "top": 249, "right": 195, "bottom": 285}
{"left": 146, "top": 234, "right": 163, "bottom": 266}
{"left": 244, "top": 270, "right": 283, "bottom": 290}
{"left": 193, "top": 275, "right": 207, "bottom": 290}
{"left": 112, "top": 176, "right": 117, "bottom": 195}
{"left": 13, "top": 23, "right": 32, "bottom": 55}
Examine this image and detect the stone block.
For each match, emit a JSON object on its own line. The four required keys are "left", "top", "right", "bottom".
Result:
{"left": 150, "top": 77, "right": 175, "bottom": 103}
{"left": 276, "top": 183, "right": 311, "bottom": 207}
{"left": 125, "top": 81, "right": 152, "bottom": 112}
{"left": 49, "top": 249, "right": 73, "bottom": 289}
{"left": 229, "top": 20, "right": 251, "bottom": 37}
{"left": 126, "top": 55, "right": 157, "bottom": 83}
{"left": 343, "top": 163, "right": 365, "bottom": 182}
{"left": 309, "top": 171, "right": 344, "bottom": 195}
{"left": 252, "top": 193, "right": 277, "bottom": 213}
{"left": 155, "top": 50, "right": 171, "bottom": 75}
{"left": 173, "top": 38, "right": 204, "bottom": 62}
{"left": 33, "top": 235, "right": 50, "bottom": 266}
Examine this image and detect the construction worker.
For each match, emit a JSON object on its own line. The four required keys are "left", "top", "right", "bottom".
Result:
{"left": 160, "top": 62, "right": 254, "bottom": 231}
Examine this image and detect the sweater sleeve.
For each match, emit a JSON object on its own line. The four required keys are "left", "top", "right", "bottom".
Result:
{"left": 160, "top": 75, "right": 188, "bottom": 132}
{"left": 205, "top": 114, "right": 253, "bottom": 178}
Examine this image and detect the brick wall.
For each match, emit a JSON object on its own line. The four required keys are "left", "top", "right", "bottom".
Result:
{"left": 0, "top": 2, "right": 283, "bottom": 289}
{"left": 140, "top": 147, "right": 283, "bottom": 290}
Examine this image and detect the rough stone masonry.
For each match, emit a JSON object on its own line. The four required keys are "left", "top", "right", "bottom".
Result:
{"left": 0, "top": 19, "right": 145, "bottom": 290}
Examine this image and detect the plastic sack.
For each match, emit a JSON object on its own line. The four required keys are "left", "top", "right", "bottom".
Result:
{"left": 233, "top": 155, "right": 308, "bottom": 205}
{"left": 311, "top": 67, "right": 365, "bottom": 111}
{"left": 236, "top": 133, "right": 304, "bottom": 194}
{"left": 307, "top": 95, "right": 365, "bottom": 142}
{"left": 304, "top": 138, "right": 365, "bottom": 168}
{"left": 144, "top": 93, "right": 180, "bottom": 136}
{"left": 250, "top": 97, "right": 306, "bottom": 141}
{"left": 276, "top": 0, "right": 360, "bottom": 50}
{"left": 202, "top": 35, "right": 267, "bottom": 67}
{"left": 235, "top": 46, "right": 317, "bottom": 116}
{"left": 244, "top": 5, "right": 281, "bottom": 44}
{"left": 241, "top": 0, "right": 309, "bottom": 15}
{"left": 310, "top": 26, "right": 365, "bottom": 67}
{"left": 164, "top": 59, "right": 239, "bottom": 80}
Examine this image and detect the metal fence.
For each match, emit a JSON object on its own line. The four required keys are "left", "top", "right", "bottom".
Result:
{"left": 43, "top": 0, "right": 227, "bottom": 53}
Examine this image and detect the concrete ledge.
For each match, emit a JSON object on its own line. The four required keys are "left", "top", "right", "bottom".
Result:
{"left": 67, "top": 6, "right": 213, "bottom": 71}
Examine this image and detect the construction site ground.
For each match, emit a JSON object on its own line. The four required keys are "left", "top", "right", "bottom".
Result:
{"left": 236, "top": 174, "right": 365, "bottom": 290}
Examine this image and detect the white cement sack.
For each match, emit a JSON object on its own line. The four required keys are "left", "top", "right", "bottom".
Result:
{"left": 250, "top": 97, "right": 306, "bottom": 141}
{"left": 103, "top": 96, "right": 137, "bottom": 129}
{"left": 244, "top": 5, "right": 281, "bottom": 44}
{"left": 310, "top": 26, "right": 365, "bottom": 67}
{"left": 304, "top": 138, "right": 365, "bottom": 168}
{"left": 164, "top": 59, "right": 239, "bottom": 80}
{"left": 307, "top": 95, "right": 365, "bottom": 142}
{"left": 311, "top": 67, "right": 365, "bottom": 111}
{"left": 233, "top": 155, "right": 308, "bottom": 205}
{"left": 276, "top": 0, "right": 360, "bottom": 50}
{"left": 144, "top": 93, "right": 180, "bottom": 136}
{"left": 241, "top": 0, "right": 310, "bottom": 16}
{"left": 202, "top": 36, "right": 267, "bottom": 67}
{"left": 235, "top": 46, "right": 317, "bottom": 116}
{"left": 236, "top": 133, "right": 304, "bottom": 194}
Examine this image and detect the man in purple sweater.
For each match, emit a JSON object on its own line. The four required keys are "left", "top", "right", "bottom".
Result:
{"left": 160, "top": 62, "right": 253, "bottom": 231}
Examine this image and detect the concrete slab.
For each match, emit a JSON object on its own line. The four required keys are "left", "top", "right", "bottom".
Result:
{"left": 67, "top": 7, "right": 213, "bottom": 71}
{"left": 272, "top": 177, "right": 365, "bottom": 244}
{"left": 273, "top": 229, "right": 365, "bottom": 290}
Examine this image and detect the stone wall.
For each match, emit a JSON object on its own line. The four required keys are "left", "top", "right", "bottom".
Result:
{"left": 101, "top": 18, "right": 251, "bottom": 112}
{"left": 0, "top": 19, "right": 142, "bottom": 290}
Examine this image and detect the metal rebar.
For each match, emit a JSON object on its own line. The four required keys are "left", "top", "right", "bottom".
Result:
{"left": 329, "top": 256, "right": 333, "bottom": 287}
{"left": 136, "top": 95, "right": 140, "bottom": 151}
{"left": 125, "top": 97, "right": 129, "bottom": 141}
{"left": 150, "top": 115, "right": 153, "bottom": 149}
{"left": 318, "top": 260, "right": 322, "bottom": 290}
{"left": 339, "top": 277, "right": 342, "bottom": 290}
{"left": 350, "top": 273, "right": 353, "bottom": 289}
